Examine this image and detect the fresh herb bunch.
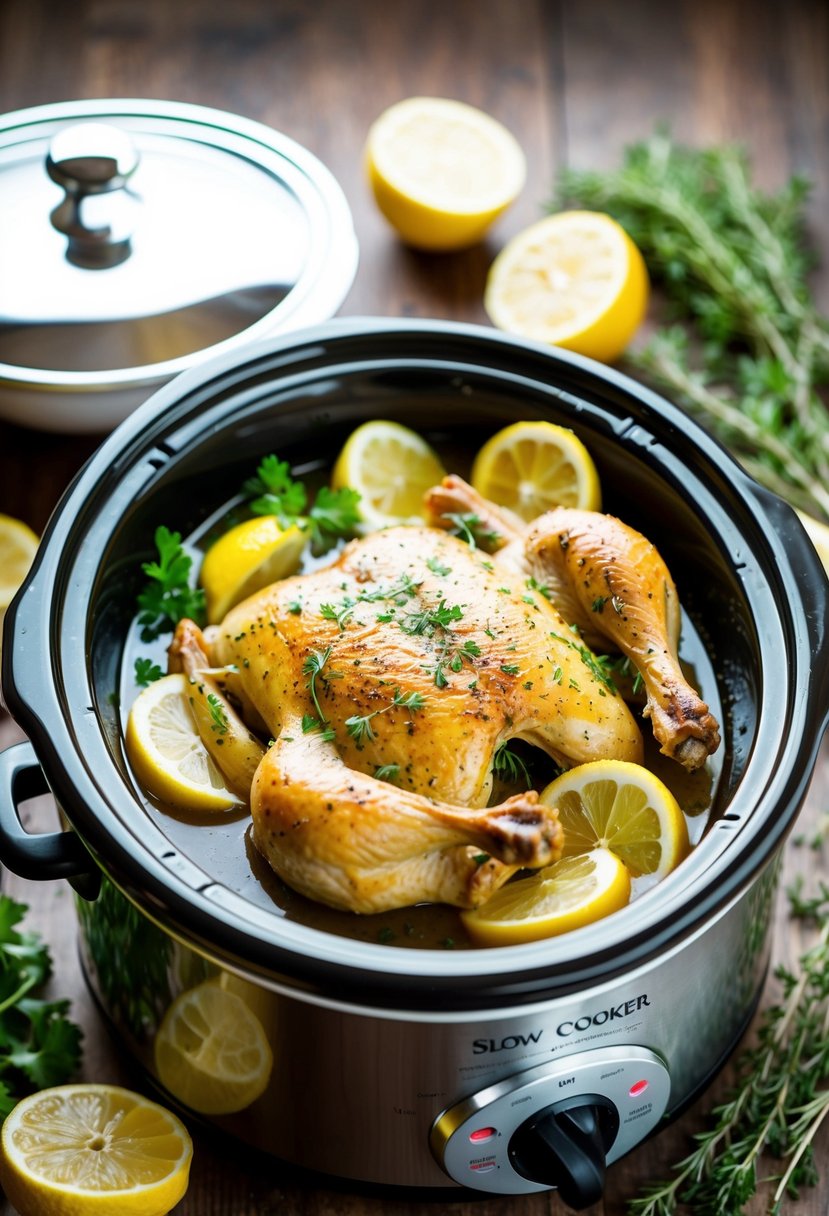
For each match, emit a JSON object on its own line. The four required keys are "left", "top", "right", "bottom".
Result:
{"left": 558, "top": 130, "right": 829, "bottom": 520}
{"left": 243, "top": 454, "right": 361, "bottom": 550}
{"left": 629, "top": 881, "right": 829, "bottom": 1215}
{"left": 0, "top": 896, "right": 82, "bottom": 1119}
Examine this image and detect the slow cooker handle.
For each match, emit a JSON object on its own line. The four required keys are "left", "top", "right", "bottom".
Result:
{"left": 0, "top": 741, "right": 100, "bottom": 898}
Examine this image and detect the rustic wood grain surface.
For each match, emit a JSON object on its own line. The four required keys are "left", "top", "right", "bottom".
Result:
{"left": 1, "top": 1, "right": 828, "bottom": 1212}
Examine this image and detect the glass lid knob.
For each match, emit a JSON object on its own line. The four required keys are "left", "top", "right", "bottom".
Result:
{"left": 46, "top": 122, "right": 140, "bottom": 269}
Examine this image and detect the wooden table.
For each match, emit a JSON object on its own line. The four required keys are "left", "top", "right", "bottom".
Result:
{"left": 1, "top": 2, "right": 828, "bottom": 1212}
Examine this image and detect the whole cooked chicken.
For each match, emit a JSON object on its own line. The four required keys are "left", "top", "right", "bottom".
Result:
{"left": 168, "top": 476, "right": 719, "bottom": 915}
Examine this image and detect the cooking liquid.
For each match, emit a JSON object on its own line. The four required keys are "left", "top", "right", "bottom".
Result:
{"left": 120, "top": 463, "right": 723, "bottom": 951}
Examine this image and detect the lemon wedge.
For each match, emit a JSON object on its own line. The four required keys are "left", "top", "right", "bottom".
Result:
{"left": 0, "top": 514, "right": 38, "bottom": 664}
{"left": 471, "top": 419, "right": 601, "bottom": 518}
{"left": 484, "top": 210, "right": 649, "bottom": 362}
{"left": 365, "top": 96, "right": 526, "bottom": 250}
{"left": 541, "top": 759, "right": 690, "bottom": 882}
{"left": 462, "top": 848, "right": 631, "bottom": 946}
{"left": 0, "top": 1083, "right": 192, "bottom": 1216}
{"left": 331, "top": 419, "right": 446, "bottom": 529}
{"left": 154, "top": 980, "right": 273, "bottom": 1115}
{"left": 125, "top": 673, "right": 243, "bottom": 813}
{"left": 200, "top": 515, "right": 306, "bottom": 625}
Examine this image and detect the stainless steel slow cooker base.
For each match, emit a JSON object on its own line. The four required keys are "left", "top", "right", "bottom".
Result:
{"left": 75, "top": 860, "right": 776, "bottom": 1193}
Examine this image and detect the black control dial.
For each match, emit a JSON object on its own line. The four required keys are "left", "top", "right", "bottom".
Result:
{"left": 508, "top": 1092, "right": 620, "bottom": 1210}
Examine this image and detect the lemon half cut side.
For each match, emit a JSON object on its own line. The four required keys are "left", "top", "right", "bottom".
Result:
{"left": 541, "top": 759, "right": 690, "bottom": 882}
{"left": 366, "top": 96, "right": 526, "bottom": 251}
{"left": 332, "top": 419, "right": 446, "bottom": 530}
{"left": 0, "top": 1083, "right": 193, "bottom": 1216}
{"left": 471, "top": 419, "right": 601, "bottom": 518}
{"left": 484, "top": 210, "right": 649, "bottom": 363}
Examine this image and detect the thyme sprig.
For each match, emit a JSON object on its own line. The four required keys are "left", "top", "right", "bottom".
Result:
{"left": 629, "top": 882, "right": 829, "bottom": 1215}
{"left": 301, "top": 646, "right": 342, "bottom": 723}
{"left": 345, "top": 688, "right": 425, "bottom": 746}
{"left": 558, "top": 130, "right": 829, "bottom": 520}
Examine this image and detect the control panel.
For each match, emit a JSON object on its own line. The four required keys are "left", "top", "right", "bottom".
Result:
{"left": 430, "top": 1044, "right": 670, "bottom": 1203}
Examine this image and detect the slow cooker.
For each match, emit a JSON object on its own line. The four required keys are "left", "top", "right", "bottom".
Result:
{"left": 1, "top": 319, "right": 827, "bottom": 1209}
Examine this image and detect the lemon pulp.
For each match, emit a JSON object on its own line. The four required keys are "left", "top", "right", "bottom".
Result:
{"left": 484, "top": 210, "right": 649, "bottom": 362}
{"left": 471, "top": 419, "right": 601, "bottom": 518}
{"left": 331, "top": 419, "right": 446, "bottom": 529}
{"left": 125, "top": 673, "right": 242, "bottom": 813}
{"left": 0, "top": 1083, "right": 192, "bottom": 1216}
{"left": 365, "top": 96, "right": 526, "bottom": 250}
{"left": 541, "top": 759, "right": 689, "bottom": 881}
{"left": 461, "top": 848, "right": 631, "bottom": 946}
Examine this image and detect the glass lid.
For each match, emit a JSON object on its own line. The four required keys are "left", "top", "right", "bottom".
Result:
{"left": 0, "top": 99, "right": 358, "bottom": 383}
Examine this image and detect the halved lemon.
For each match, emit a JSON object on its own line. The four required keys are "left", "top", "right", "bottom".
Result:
{"left": 0, "top": 1083, "right": 193, "bottom": 1216}
{"left": 462, "top": 848, "right": 631, "bottom": 946}
{"left": 0, "top": 514, "right": 38, "bottom": 664}
{"left": 125, "top": 673, "right": 242, "bottom": 813}
{"left": 471, "top": 419, "right": 601, "bottom": 518}
{"left": 154, "top": 980, "right": 273, "bottom": 1115}
{"left": 200, "top": 515, "right": 306, "bottom": 625}
{"left": 331, "top": 420, "right": 446, "bottom": 529}
{"left": 484, "top": 210, "right": 649, "bottom": 363}
{"left": 540, "top": 759, "right": 689, "bottom": 881}
{"left": 365, "top": 96, "right": 526, "bottom": 251}
{"left": 796, "top": 508, "right": 829, "bottom": 576}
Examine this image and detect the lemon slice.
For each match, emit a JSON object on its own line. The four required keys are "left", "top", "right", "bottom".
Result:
{"left": 471, "top": 419, "right": 601, "bottom": 518}
{"left": 0, "top": 514, "right": 38, "bottom": 664}
{"left": 484, "top": 210, "right": 649, "bottom": 363}
{"left": 125, "top": 673, "right": 242, "bottom": 813}
{"left": 0, "top": 1083, "right": 192, "bottom": 1216}
{"left": 796, "top": 508, "right": 829, "bottom": 576}
{"left": 541, "top": 759, "right": 690, "bottom": 881}
{"left": 154, "top": 980, "right": 273, "bottom": 1115}
{"left": 365, "top": 96, "right": 526, "bottom": 251}
{"left": 200, "top": 515, "right": 306, "bottom": 625}
{"left": 462, "top": 848, "right": 631, "bottom": 946}
{"left": 331, "top": 420, "right": 446, "bottom": 529}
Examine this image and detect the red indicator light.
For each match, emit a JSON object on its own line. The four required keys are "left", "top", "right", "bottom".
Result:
{"left": 469, "top": 1126, "right": 497, "bottom": 1143}
{"left": 629, "top": 1079, "right": 649, "bottom": 1097}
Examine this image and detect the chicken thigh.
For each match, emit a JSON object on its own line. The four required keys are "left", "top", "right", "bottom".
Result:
{"left": 173, "top": 524, "right": 644, "bottom": 913}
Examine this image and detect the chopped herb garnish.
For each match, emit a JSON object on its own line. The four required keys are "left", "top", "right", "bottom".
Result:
{"left": 442, "top": 512, "right": 500, "bottom": 549}
{"left": 320, "top": 598, "right": 355, "bottom": 631}
{"left": 344, "top": 687, "right": 425, "bottom": 747}
{"left": 427, "top": 556, "right": 452, "bottom": 577}
{"left": 526, "top": 575, "right": 552, "bottom": 600}
{"left": 134, "top": 657, "right": 164, "bottom": 687}
{"left": 550, "top": 630, "right": 618, "bottom": 693}
{"left": 399, "top": 598, "right": 464, "bottom": 636}
{"left": 374, "top": 763, "right": 401, "bottom": 782}
{"left": 136, "top": 526, "right": 206, "bottom": 640}
{"left": 500, "top": 663, "right": 521, "bottom": 676}
{"left": 592, "top": 595, "right": 608, "bottom": 613}
{"left": 205, "top": 692, "right": 229, "bottom": 735}
{"left": 302, "top": 646, "right": 341, "bottom": 722}
{"left": 287, "top": 599, "right": 303, "bottom": 615}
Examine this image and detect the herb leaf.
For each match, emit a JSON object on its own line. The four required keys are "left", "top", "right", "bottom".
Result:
{"left": 134, "top": 657, "right": 164, "bottom": 687}
{"left": 136, "top": 526, "right": 206, "bottom": 640}
{"left": 0, "top": 896, "right": 82, "bottom": 1118}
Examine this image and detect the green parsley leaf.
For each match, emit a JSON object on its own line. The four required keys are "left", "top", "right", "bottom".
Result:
{"left": 136, "top": 526, "right": 206, "bottom": 640}
{"left": 133, "top": 657, "right": 164, "bottom": 687}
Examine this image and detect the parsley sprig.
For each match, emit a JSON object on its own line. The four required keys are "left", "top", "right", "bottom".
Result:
{"left": 0, "top": 897, "right": 83, "bottom": 1119}
{"left": 443, "top": 512, "right": 501, "bottom": 549}
{"left": 244, "top": 455, "right": 361, "bottom": 550}
{"left": 136, "top": 526, "right": 206, "bottom": 641}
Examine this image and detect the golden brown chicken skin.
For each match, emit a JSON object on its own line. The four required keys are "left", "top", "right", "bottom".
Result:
{"left": 182, "top": 525, "right": 643, "bottom": 913}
